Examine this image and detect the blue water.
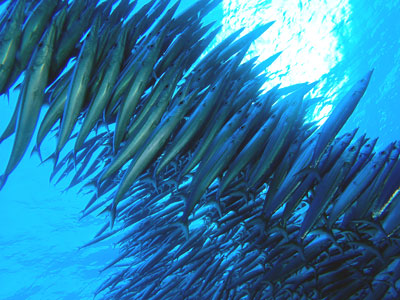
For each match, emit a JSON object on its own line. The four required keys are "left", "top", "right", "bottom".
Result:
{"left": 0, "top": 0, "right": 399, "bottom": 299}
{"left": 321, "top": 0, "right": 400, "bottom": 145}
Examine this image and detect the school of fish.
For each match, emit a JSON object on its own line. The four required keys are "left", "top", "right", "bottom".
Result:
{"left": 1, "top": 0, "right": 400, "bottom": 299}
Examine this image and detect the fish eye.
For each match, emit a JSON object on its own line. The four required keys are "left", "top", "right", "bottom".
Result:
{"left": 179, "top": 100, "right": 184, "bottom": 105}
{"left": 38, "top": 42, "right": 43, "bottom": 47}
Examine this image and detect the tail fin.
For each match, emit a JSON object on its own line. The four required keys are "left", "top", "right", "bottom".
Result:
{"left": 295, "top": 166, "right": 322, "bottom": 182}
{"left": 110, "top": 204, "right": 117, "bottom": 229}
{"left": 0, "top": 174, "right": 8, "bottom": 191}
{"left": 207, "top": 200, "right": 222, "bottom": 218}
{"left": 31, "top": 144, "right": 43, "bottom": 162}
{"left": 43, "top": 152, "right": 59, "bottom": 168}
{"left": 171, "top": 219, "right": 189, "bottom": 241}
{"left": 78, "top": 179, "right": 99, "bottom": 196}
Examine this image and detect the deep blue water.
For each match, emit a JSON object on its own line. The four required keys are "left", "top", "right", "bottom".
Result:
{"left": 0, "top": 0, "right": 399, "bottom": 299}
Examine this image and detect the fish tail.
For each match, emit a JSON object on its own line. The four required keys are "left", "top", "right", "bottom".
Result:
{"left": 78, "top": 179, "right": 99, "bottom": 196}
{"left": 151, "top": 171, "right": 159, "bottom": 192}
{"left": 216, "top": 187, "right": 222, "bottom": 202}
{"left": 207, "top": 199, "right": 222, "bottom": 218}
{"left": 110, "top": 203, "right": 117, "bottom": 229}
{"left": 43, "top": 152, "right": 59, "bottom": 168}
{"left": 171, "top": 219, "right": 189, "bottom": 241}
{"left": 96, "top": 203, "right": 116, "bottom": 229}
{"left": 31, "top": 144, "right": 43, "bottom": 162}
{"left": 46, "top": 155, "right": 60, "bottom": 182}
{"left": 296, "top": 166, "right": 322, "bottom": 182}
{"left": 72, "top": 151, "right": 77, "bottom": 171}
{"left": 0, "top": 174, "right": 8, "bottom": 191}
{"left": 97, "top": 119, "right": 109, "bottom": 133}
{"left": 101, "top": 109, "right": 110, "bottom": 133}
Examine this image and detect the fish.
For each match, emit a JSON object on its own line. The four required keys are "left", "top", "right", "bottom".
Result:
{"left": 34, "top": 70, "right": 72, "bottom": 157}
{"left": 111, "top": 82, "right": 198, "bottom": 224}
{"left": 310, "top": 70, "right": 373, "bottom": 168}
{"left": 299, "top": 132, "right": 364, "bottom": 238}
{"left": 0, "top": 97, "right": 20, "bottom": 143}
{"left": 372, "top": 143, "right": 400, "bottom": 218}
{"left": 112, "top": 25, "right": 169, "bottom": 152}
{"left": 218, "top": 102, "right": 283, "bottom": 197}
{"left": 97, "top": 60, "right": 182, "bottom": 184}
{"left": 74, "top": 27, "right": 128, "bottom": 153}
{"left": 247, "top": 91, "right": 302, "bottom": 190}
{"left": 0, "top": 0, "right": 25, "bottom": 93}
{"left": 153, "top": 75, "right": 226, "bottom": 177}
{"left": 177, "top": 119, "right": 254, "bottom": 238}
{"left": 0, "top": 1, "right": 397, "bottom": 299}
{"left": 1, "top": 19, "right": 56, "bottom": 189}
{"left": 56, "top": 16, "right": 100, "bottom": 159}
{"left": 5, "top": 0, "right": 58, "bottom": 90}
{"left": 50, "top": 1, "right": 96, "bottom": 78}
{"left": 327, "top": 142, "right": 393, "bottom": 227}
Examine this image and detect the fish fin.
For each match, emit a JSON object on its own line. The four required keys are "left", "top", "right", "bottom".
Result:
{"left": 246, "top": 215, "right": 268, "bottom": 236}
{"left": 206, "top": 200, "right": 222, "bottom": 218}
{"left": 295, "top": 166, "right": 321, "bottom": 182}
{"left": 5, "top": 89, "right": 10, "bottom": 104}
{"left": 78, "top": 179, "right": 99, "bottom": 196}
{"left": 61, "top": 186, "right": 69, "bottom": 194}
{"left": 45, "top": 155, "right": 60, "bottom": 182}
{"left": 72, "top": 151, "right": 78, "bottom": 172}
{"left": 152, "top": 70, "right": 158, "bottom": 81}
{"left": 97, "top": 204, "right": 116, "bottom": 229}
{"left": 0, "top": 174, "right": 8, "bottom": 191}
{"left": 110, "top": 204, "right": 117, "bottom": 229}
{"left": 94, "top": 223, "right": 109, "bottom": 238}
{"left": 97, "top": 119, "right": 109, "bottom": 133}
{"left": 171, "top": 219, "right": 189, "bottom": 241}
{"left": 31, "top": 144, "right": 43, "bottom": 162}
{"left": 267, "top": 224, "right": 289, "bottom": 242}
{"left": 102, "top": 109, "right": 111, "bottom": 133}
{"left": 351, "top": 219, "right": 388, "bottom": 238}
{"left": 216, "top": 187, "right": 223, "bottom": 203}
{"left": 141, "top": 175, "right": 158, "bottom": 193}
{"left": 49, "top": 170, "right": 56, "bottom": 183}
{"left": 94, "top": 121, "right": 99, "bottom": 135}
{"left": 97, "top": 203, "right": 110, "bottom": 216}
{"left": 43, "top": 152, "right": 59, "bottom": 168}
{"left": 13, "top": 83, "right": 22, "bottom": 92}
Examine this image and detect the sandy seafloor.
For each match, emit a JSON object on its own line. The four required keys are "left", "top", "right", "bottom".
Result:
{"left": 0, "top": 0, "right": 399, "bottom": 299}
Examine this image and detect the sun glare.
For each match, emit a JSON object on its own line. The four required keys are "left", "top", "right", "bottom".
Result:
{"left": 222, "top": 0, "right": 352, "bottom": 121}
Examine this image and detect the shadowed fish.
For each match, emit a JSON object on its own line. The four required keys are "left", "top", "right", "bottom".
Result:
{"left": 0, "top": 19, "right": 56, "bottom": 189}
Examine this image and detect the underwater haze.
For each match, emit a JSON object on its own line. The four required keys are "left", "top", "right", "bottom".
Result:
{"left": 0, "top": 0, "right": 399, "bottom": 299}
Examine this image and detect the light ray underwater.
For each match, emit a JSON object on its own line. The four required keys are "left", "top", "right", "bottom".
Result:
{"left": 1, "top": 0, "right": 400, "bottom": 299}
